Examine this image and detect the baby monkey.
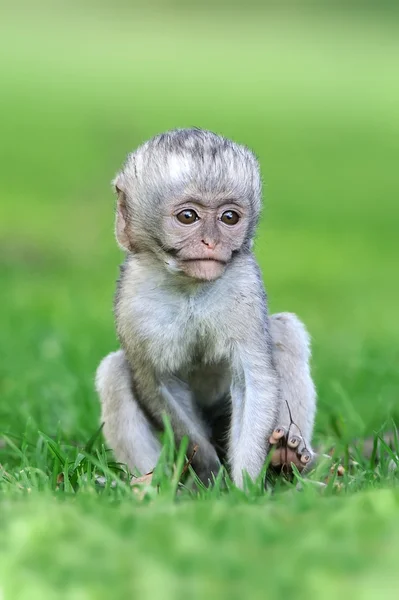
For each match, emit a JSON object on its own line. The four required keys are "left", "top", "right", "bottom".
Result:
{"left": 96, "top": 128, "right": 316, "bottom": 488}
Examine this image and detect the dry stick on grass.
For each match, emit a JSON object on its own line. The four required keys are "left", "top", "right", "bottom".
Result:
{"left": 180, "top": 444, "right": 199, "bottom": 479}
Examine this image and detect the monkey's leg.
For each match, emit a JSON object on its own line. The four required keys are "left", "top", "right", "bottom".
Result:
{"left": 268, "top": 312, "right": 316, "bottom": 471}
{"left": 95, "top": 350, "right": 161, "bottom": 475}
{"left": 96, "top": 351, "right": 221, "bottom": 484}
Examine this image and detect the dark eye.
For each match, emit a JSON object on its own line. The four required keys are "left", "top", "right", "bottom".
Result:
{"left": 176, "top": 209, "right": 199, "bottom": 225}
{"left": 220, "top": 210, "right": 240, "bottom": 225}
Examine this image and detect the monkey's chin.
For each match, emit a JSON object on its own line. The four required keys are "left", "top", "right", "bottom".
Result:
{"left": 180, "top": 259, "right": 227, "bottom": 281}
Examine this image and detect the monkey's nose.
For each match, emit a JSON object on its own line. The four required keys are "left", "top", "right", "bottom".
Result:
{"left": 201, "top": 239, "right": 217, "bottom": 250}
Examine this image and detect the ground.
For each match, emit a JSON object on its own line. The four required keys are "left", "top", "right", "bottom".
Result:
{"left": 1, "top": 3, "right": 399, "bottom": 598}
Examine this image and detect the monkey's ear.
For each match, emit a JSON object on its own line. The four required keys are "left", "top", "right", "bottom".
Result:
{"left": 114, "top": 185, "right": 132, "bottom": 251}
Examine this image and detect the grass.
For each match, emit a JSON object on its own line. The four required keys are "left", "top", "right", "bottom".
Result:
{"left": 1, "top": 3, "right": 399, "bottom": 598}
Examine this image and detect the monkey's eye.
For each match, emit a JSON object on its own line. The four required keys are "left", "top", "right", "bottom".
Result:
{"left": 176, "top": 209, "right": 199, "bottom": 225}
{"left": 220, "top": 210, "right": 240, "bottom": 225}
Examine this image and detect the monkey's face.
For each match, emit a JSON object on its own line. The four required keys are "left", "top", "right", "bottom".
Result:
{"left": 113, "top": 129, "right": 262, "bottom": 280}
{"left": 161, "top": 196, "right": 248, "bottom": 281}
{"left": 161, "top": 196, "right": 250, "bottom": 281}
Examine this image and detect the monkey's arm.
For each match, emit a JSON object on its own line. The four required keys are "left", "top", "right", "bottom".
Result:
{"left": 268, "top": 313, "right": 316, "bottom": 469}
{"left": 229, "top": 329, "right": 279, "bottom": 488}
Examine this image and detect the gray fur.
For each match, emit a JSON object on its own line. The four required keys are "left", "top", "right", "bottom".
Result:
{"left": 96, "top": 128, "right": 316, "bottom": 488}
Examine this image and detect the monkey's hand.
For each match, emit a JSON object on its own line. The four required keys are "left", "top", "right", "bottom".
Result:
{"left": 268, "top": 425, "right": 313, "bottom": 472}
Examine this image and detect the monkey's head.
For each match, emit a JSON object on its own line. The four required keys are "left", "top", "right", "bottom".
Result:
{"left": 113, "top": 128, "right": 262, "bottom": 281}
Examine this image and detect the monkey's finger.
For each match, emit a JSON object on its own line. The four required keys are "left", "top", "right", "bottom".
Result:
{"left": 295, "top": 451, "right": 330, "bottom": 472}
{"left": 269, "top": 427, "right": 286, "bottom": 444}
{"left": 293, "top": 436, "right": 312, "bottom": 462}
{"left": 300, "top": 450, "right": 312, "bottom": 465}
{"left": 287, "top": 436, "right": 301, "bottom": 449}
{"left": 269, "top": 434, "right": 280, "bottom": 444}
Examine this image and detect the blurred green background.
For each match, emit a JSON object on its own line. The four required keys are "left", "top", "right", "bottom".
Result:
{"left": 1, "top": 2, "right": 399, "bottom": 596}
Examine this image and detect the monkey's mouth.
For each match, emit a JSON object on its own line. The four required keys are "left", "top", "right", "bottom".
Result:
{"left": 181, "top": 258, "right": 227, "bottom": 265}
{"left": 174, "top": 256, "right": 229, "bottom": 281}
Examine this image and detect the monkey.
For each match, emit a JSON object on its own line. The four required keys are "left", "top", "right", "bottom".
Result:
{"left": 95, "top": 128, "right": 316, "bottom": 488}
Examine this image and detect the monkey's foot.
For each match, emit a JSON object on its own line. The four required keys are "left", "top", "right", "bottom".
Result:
{"left": 268, "top": 426, "right": 313, "bottom": 472}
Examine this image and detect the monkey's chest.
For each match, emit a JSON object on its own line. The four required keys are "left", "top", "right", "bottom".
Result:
{"left": 148, "top": 323, "right": 226, "bottom": 374}
{"left": 131, "top": 295, "right": 228, "bottom": 374}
